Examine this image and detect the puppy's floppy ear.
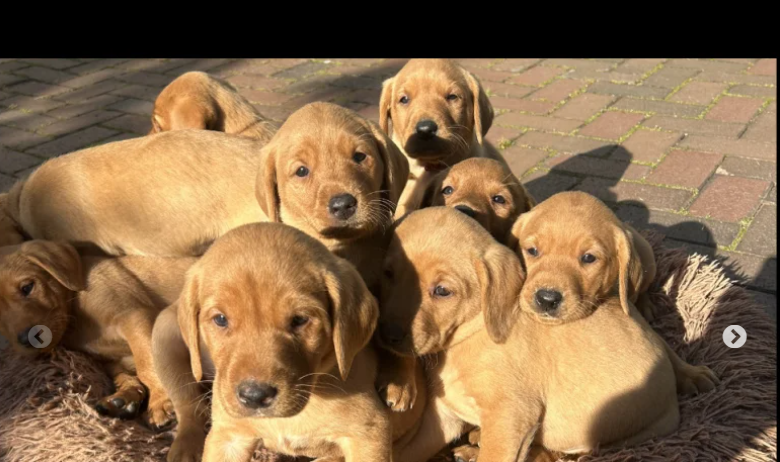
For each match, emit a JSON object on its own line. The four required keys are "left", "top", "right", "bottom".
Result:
{"left": 367, "top": 120, "right": 410, "bottom": 209}
{"left": 21, "top": 240, "right": 84, "bottom": 291}
{"left": 177, "top": 267, "right": 203, "bottom": 381}
{"left": 461, "top": 69, "right": 494, "bottom": 146}
{"left": 419, "top": 170, "right": 446, "bottom": 209}
{"left": 505, "top": 209, "right": 534, "bottom": 256}
{"left": 255, "top": 141, "right": 280, "bottom": 222}
{"left": 149, "top": 112, "right": 164, "bottom": 134}
{"left": 324, "top": 256, "right": 379, "bottom": 380}
{"left": 614, "top": 225, "right": 646, "bottom": 317}
{"left": 475, "top": 244, "right": 525, "bottom": 343}
{"left": 379, "top": 77, "right": 396, "bottom": 135}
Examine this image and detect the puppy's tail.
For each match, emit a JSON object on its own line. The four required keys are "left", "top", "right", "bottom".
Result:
{"left": 0, "top": 180, "right": 27, "bottom": 246}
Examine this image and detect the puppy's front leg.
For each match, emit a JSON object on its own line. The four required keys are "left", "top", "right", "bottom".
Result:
{"left": 95, "top": 359, "right": 147, "bottom": 420}
{"left": 152, "top": 306, "right": 209, "bottom": 462}
{"left": 118, "top": 307, "right": 174, "bottom": 429}
{"left": 375, "top": 347, "right": 418, "bottom": 412}
{"left": 394, "top": 396, "right": 469, "bottom": 462}
{"left": 202, "top": 422, "right": 257, "bottom": 462}
{"left": 477, "top": 405, "right": 542, "bottom": 462}
{"left": 340, "top": 415, "right": 393, "bottom": 462}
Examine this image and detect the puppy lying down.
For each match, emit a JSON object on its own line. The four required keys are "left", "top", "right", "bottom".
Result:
{"left": 0, "top": 240, "right": 195, "bottom": 428}
{"left": 150, "top": 71, "right": 276, "bottom": 142}
{"left": 3, "top": 129, "right": 269, "bottom": 257}
{"left": 378, "top": 204, "right": 717, "bottom": 462}
{"left": 152, "top": 223, "right": 426, "bottom": 462}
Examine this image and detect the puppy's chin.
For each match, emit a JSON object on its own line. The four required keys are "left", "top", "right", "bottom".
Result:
{"left": 520, "top": 298, "right": 592, "bottom": 325}
{"left": 403, "top": 136, "right": 460, "bottom": 163}
{"left": 317, "top": 217, "right": 383, "bottom": 241}
{"left": 220, "top": 386, "right": 309, "bottom": 420}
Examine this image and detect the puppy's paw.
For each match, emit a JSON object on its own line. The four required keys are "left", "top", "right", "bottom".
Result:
{"left": 453, "top": 444, "right": 479, "bottom": 462}
{"left": 467, "top": 427, "right": 481, "bottom": 446}
{"left": 167, "top": 429, "right": 206, "bottom": 462}
{"left": 378, "top": 379, "right": 417, "bottom": 412}
{"left": 678, "top": 364, "right": 719, "bottom": 395}
{"left": 95, "top": 387, "right": 146, "bottom": 420}
{"left": 143, "top": 393, "right": 176, "bottom": 431}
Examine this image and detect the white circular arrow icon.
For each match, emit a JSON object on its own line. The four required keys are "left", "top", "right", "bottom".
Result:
{"left": 723, "top": 325, "right": 747, "bottom": 349}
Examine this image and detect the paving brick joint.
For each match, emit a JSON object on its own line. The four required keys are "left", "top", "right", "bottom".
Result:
{"left": 0, "top": 58, "right": 776, "bottom": 319}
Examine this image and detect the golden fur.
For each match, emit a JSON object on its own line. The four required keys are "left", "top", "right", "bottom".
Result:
{"left": 379, "top": 59, "right": 508, "bottom": 218}
{"left": 152, "top": 224, "right": 425, "bottom": 462}
{"left": 0, "top": 240, "right": 194, "bottom": 427}
{"left": 378, "top": 205, "right": 715, "bottom": 461}
{"left": 419, "top": 157, "right": 536, "bottom": 244}
{"left": 150, "top": 71, "right": 276, "bottom": 142}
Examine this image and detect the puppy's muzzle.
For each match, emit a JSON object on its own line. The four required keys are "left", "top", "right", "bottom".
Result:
{"left": 236, "top": 380, "right": 278, "bottom": 410}
{"left": 17, "top": 326, "right": 34, "bottom": 348}
{"left": 379, "top": 322, "right": 407, "bottom": 347}
{"left": 328, "top": 193, "right": 358, "bottom": 221}
{"left": 454, "top": 205, "right": 477, "bottom": 218}
{"left": 415, "top": 120, "right": 438, "bottom": 140}
{"left": 534, "top": 289, "right": 563, "bottom": 316}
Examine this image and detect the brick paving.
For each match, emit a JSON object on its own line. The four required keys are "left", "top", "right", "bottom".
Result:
{"left": 0, "top": 58, "right": 776, "bottom": 319}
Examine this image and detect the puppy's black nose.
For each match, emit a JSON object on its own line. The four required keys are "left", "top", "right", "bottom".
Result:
{"left": 237, "top": 381, "right": 278, "bottom": 410}
{"left": 534, "top": 289, "right": 563, "bottom": 314}
{"left": 328, "top": 193, "right": 358, "bottom": 220}
{"left": 379, "top": 323, "right": 406, "bottom": 346}
{"left": 415, "top": 120, "right": 438, "bottom": 139}
{"left": 454, "top": 205, "right": 476, "bottom": 218}
{"left": 17, "top": 327, "right": 33, "bottom": 348}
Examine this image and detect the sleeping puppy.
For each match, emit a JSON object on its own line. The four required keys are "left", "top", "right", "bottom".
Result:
{"left": 5, "top": 130, "right": 270, "bottom": 257}
{"left": 152, "top": 223, "right": 426, "bottom": 462}
{"left": 0, "top": 240, "right": 195, "bottom": 428}
{"left": 379, "top": 58, "right": 508, "bottom": 218}
{"left": 419, "top": 157, "right": 536, "bottom": 244}
{"left": 379, "top": 206, "right": 713, "bottom": 462}
{"left": 150, "top": 71, "right": 276, "bottom": 142}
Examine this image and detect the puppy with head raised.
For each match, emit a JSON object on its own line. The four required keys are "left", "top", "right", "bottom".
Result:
{"left": 379, "top": 207, "right": 692, "bottom": 462}
{"left": 508, "top": 191, "right": 719, "bottom": 395}
{"left": 150, "top": 71, "right": 276, "bottom": 142}
{"left": 0, "top": 240, "right": 195, "bottom": 427}
{"left": 152, "top": 223, "right": 425, "bottom": 462}
{"left": 379, "top": 59, "right": 507, "bottom": 217}
{"left": 419, "top": 157, "right": 535, "bottom": 244}
{"left": 255, "top": 101, "right": 409, "bottom": 290}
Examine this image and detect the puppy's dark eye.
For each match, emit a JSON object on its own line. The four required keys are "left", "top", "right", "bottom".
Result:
{"left": 526, "top": 247, "right": 539, "bottom": 257}
{"left": 442, "top": 186, "right": 454, "bottom": 195}
{"left": 290, "top": 315, "right": 309, "bottom": 330}
{"left": 20, "top": 281, "right": 34, "bottom": 297}
{"left": 353, "top": 152, "right": 367, "bottom": 164}
{"left": 295, "top": 166, "right": 309, "bottom": 177}
{"left": 384, "top": 268, "right": 394, "bottom": 280}
{"left": 433, "top": 285, "right": 451, "bottom": 297}
{"left": 213, "top": 314, "right": 228, "bottom": 328}
{"left": 492, "top": 195, "right": 506, "bottom": 204}
{"left": 399, "top": 95, "right": 409, "bottom": 105}
{"left": 446, "top": 94, "right": 459, "bottom": 102}
{"left": 581, "top": 253, "right": 597, "bottom": 264}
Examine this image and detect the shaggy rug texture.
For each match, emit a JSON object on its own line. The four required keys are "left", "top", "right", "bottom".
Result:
{"left": 0, "top": 231, "right": 775, "bottom": 462}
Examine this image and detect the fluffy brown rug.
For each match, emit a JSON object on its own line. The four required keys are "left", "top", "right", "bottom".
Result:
{"left": 0, "top": 232, "right": 776, "bottom": 462}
